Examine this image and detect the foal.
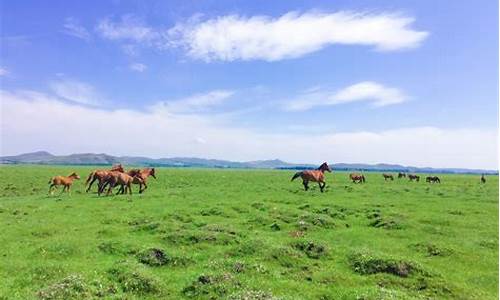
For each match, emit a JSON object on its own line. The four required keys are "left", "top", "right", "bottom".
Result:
{"left": 98, "top": 171, "right": 143, "bottom": 196}
{"left": 291, "top": 162, "right": 332, "bottom": 192}
{"left": 48, "top": 172, "right": 80, "bottom": 195}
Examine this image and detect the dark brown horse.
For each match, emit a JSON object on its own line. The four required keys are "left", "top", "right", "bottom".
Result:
{"left": 85, "top": 164, "right": 124, "bottom": 193}
{"left": 117, "top": 168, "right": 157, "bottom": 194}
{"left": 48, "top": 172, "right": 80, "bottom": 195}
{"left": 480, "top": 174, "right": 486, "bottom": 184}
{"left": 408, "top": 174, "right": 420, "bottom": 182}
{"left": 426, "top": 176, "right": 441, "bottom": 183}
{"left": 382, "top": 173, "right": 394, "bottom": 181}
{"left": 349, "top": 173, "right": 365, "bottom": 183}
{"left": 398, "top": 172, "right": 406, "bottom": 178}
{"left": 291, "top": 162, "right": 331, "bottom": 192}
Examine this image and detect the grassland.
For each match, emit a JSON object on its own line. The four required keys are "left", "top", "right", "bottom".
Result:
{"left": 0, "top": 165, "right": 498, "bottom": 299}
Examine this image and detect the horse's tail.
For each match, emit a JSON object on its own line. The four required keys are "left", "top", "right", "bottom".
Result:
{"left": 362, "top": 175, "right": 366, "bottom": 183}
{"left": 291, "top": 172, "right": 303, "bottom": 181}
{"left": 85, "top": 171, "right": 95, "bottom": 185}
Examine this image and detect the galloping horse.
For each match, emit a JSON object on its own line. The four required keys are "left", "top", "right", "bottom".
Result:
{"left": 119, "top": 168, "right": 156, "bottom": 194}
{"left": 85, "top": 164, "right": 124, "bottom": 193}
{"left": 48, "top": 172, "right": 80, "bottom": 195}
{"left": 408, "top": 174, "right": 420, "bottom": 182}
{"left": 98, "top": 171, "right": 144, "bottom": 196}
{"left": 481, "top": 174, "right": 486, "bottom": 184}
{"left": 426, "top": 176, "right": 441, "bottom": 183}
{"left": 382, "top": 173, "right": 394, "bottom": 181}
{"left": 398, "top": 172, "right": 406, "bottom": 178}
{"left": 349, "top": 173, "right": 365, "bottom": 183}
{"left": 291, "top": 162, "right": 332, "bottom": 192}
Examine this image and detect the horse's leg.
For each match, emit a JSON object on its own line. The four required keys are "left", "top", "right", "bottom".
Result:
{"left": 48, "top": 184, "right": 55, "bottom": 195}
{"left": 318, "top": 181, "right": 324, "bottom": 192}
{"left": 140, "top": 181, "right": 147, "bottom": 193}
{"left": 86, "top": 177, "right": 96, "bottom": 193}
{"left": 302, "top": 180, "right": 309, "bottom": 191}
{"left": 127, "top": 183, "right": 132, "bottom": 195}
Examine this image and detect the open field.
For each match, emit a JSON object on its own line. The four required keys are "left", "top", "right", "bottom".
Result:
{"left": 0, "top": 165, "right": 498, "bottom": 300}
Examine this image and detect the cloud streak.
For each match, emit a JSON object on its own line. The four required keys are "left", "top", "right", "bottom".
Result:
{"left": 63, "top": 17, "right": 91, "bottom": 41}
{"left": 1, "top": 89, "right": 496, "bottom": 169}
{"left": 49, "top": 79, "right": 101, "bottom": 105}
{"left": 151, "top": 90, "right": 235, "bottom": 114}
{"left": 286, "top": 81, "right": 407, "bottom": 111}
{"left": 168, "top": 11, "right": 429, "bottom": 61}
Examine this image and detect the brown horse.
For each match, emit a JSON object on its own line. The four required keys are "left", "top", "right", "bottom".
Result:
{"left": 291, "top": 162, "right": 332, "bottom": 192}
{"left": 481, "top": 174, "right": 486, "bottom": 184}
{"left": 98, "top": 171, "right": 144, "bottom": 196}
{"left": 426, "top": 176, "right": 441, "bottom": 183}
{"left": 382, "top": 173, "right": 394, "bottom": 181}
{"left": 48, "top": 172, "right": 80, "bottom": 195}
{"left": 349, "top": 173, "right": 366, "bottom": 183}
{"left": 85, "top": 164, "right": 124, "bottom": 193}
{"left": 119, "top": 168, "right": 156, "bottom": 194}
{"left": 408, "top": 174, "right": 420, "bottom": 182}
{"left": 398, "top": 172, "right": 406, "bottom": 178}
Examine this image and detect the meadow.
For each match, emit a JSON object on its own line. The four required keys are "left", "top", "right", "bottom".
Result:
{"left": 0, "top": 165, "right": 498, "bottom": 300}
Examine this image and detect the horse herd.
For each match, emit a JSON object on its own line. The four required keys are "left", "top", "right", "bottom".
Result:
{"left": 48, "top": 162, "right": 488, "bottom": 195}
{"left": 48, "top": 164, "right": 156, "bottom": 196}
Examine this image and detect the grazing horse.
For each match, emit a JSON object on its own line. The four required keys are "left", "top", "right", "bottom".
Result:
{"left": 481, "top": 174, "right": 486, "bottom": 184}
{"left": 291, "top": 162, "right": 332, "bottom": 192}
{"left": 48, "top": 172, "right": 80, "bottom": 195}
{"left": 382, "top": 173, "right": 394, "bottom": 181}
{"left": 98, "top": 171, "right": 144, "bottom": 196}
{"left": 398, "top": 172, "right": 406, "bottom": 178}
{"left": 408, "top": 174, "right": 420, "bottom": 182}
{"left": 85, "top": 164, "right": 124, "bottom": 193}
{"left": 119, "top": 168, "right": 156, "bottom": 194}
{"left": 349, "top": 173, "right": 365, "bottom": 183}
{"left": 426, "top": 176, "right": 441, "bottom": 183}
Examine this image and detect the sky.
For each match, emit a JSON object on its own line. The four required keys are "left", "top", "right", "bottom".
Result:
{"left": 0, "top": 0, "right": 498, "bottom": 169}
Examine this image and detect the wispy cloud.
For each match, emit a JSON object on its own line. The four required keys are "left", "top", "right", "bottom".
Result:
{"left": 96, "top": 14, "right": 160, "bottom": 44}
{"left": 63, "top": 17, "right": 91, "bottom": 41}
{"left": 168, "top": 11, "right": 429, "bottom": 62}
{"left": 151, "top": 90, "right": 235, "bottom": 114}
{"left": 130, "top": 63, "right": 147, "bottom": 72}
{"left": 285, "top": 81, "right": 407, "bottom": 111}
{"left": 0, "top": 67, "right": 8, "bottom": 76}
{"left": 1, "top": 89, "right": 496, "bottom": 169}
{"left": 49, "top": 79, "right": 100, "bottom": 105}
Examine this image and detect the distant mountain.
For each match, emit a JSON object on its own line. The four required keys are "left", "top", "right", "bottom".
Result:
{"left": 0, "top": 151, "right": 497, "bottom": 174}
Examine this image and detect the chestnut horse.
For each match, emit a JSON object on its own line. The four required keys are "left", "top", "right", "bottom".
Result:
{"left": 85, "top": 164, "right": 124, "bottom": 193}
{"left": 119, "top": 168, "right": 156, "bottom": 194}
{"left": 408, "top": 174, "right": 420, "bottom": 182}
{"left": 382, "top": 173, "right": 394, "bottom": 181}
{"left": 349, "top": 173, "right": 365, "bottom": 183}
{"left": 98, "top": 171, "right": 144, "bottom": 196}
{"left": 48, "top": 172, "right": 80, "bottom": 195}
{"left": 426, "top": 176, "right": 441, "bottom": 183}
{"left": 291, "top": 162, "right": 331, "bottom": 192}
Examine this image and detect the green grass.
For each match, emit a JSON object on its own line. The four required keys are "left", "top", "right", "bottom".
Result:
{"left": 0, "top": 165, "right": 497, "bottom": 299}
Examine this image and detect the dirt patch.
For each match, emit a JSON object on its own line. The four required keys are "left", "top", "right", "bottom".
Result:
{"left": 349, "top": 252, "right": 425, "bottom": 278}
{"left": 136, "top": 248, "right": 170, "bottom": 266}
{"left": 292, "top": 241, "right": 328, "bottom": 259}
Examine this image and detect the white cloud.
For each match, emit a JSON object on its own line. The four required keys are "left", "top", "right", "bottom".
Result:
{"left": 49, "top": 79, "right": 100, "bottom": 105}
{"left": 63, "top": 17, "right": 91, "bottom": 41}
{"left": 1, "top": 89, "right": 497, "bottom": 169}
{"left": 0, "top": 67, "right": 8, "bottom": 76}
{"left": 96, "top": 14, "right": 160, "bottom": 43}
{"left": 130, "top": 63, "right": 147, "bottom": 72}
{"left": 151, "top": 90, "right": 235, "bottom": 113}
{"left": 286, "top": 81, "right": 407, "bottom": 111}
{"left": 168, "top": 11, "right": 429, "bottom": 62}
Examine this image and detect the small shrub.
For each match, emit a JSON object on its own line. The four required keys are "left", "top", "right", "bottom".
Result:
{"left": 348, "top": 252, "right": 424, "bottom": 278}
{"left": 292, "top": 241, "right": 328, "bottom": 259}
{"left": 107, "top": 265, "right": 159, "bottom": 294}
{"left": 37, "top": 274, "right": 90, "bottom": 300}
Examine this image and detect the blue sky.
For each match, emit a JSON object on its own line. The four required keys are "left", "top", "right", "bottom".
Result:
{"left": 1, "top": 0, "right": 498, "bottom": 168}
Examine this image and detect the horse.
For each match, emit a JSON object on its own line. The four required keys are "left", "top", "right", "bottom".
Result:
{"left": 408, "top": 174, "right": 420, "bottom": 182}
{"left": 118, "top": 168, "right": 156, "bottom": 194}
{"left": 349, "top": 173, "right": 365, "bottom": 183}
{"left": 398, "top": 172, "right": 406, "bottom": 178}
{"left": 98, "top": 171, "right": 144, "bottom": 196}
{"left": 48, "top": 172, "right": 80, "bottom": 195}
{"left": 382, "top": 173, "right": 394, "bottom": 181}
{"left": 481, "top": 174, "right": 486, "bottom": 184}
{"left": 426, "top": 176, "right": 441, "bottom": 183}
{"left": 291, "top": 162, "right": 332, "bottom": 192}
{"left": 85, "top": 164, "right": 124, "bottom": 193}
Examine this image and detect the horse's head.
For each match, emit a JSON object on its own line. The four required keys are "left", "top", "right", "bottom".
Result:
{"left": 318, "top": 162, "right": 332, "bottom": 173}
{"left": 149, "top": 168, "right": 156, "bottom": 179}
{"left": 112, "top": 164, "right": 125, "bottom": 172}
{"left": 69, "top": 172, "right": 80, "bottom": 179}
